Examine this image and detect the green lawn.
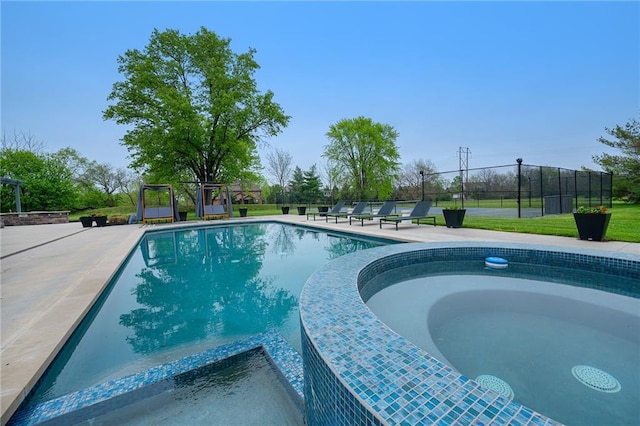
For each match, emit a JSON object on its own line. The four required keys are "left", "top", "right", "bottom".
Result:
{"left": 71, "top": 202, "right": 640, "bottom": 243}
{"left": 441, "top": 203, "right": 639, "bottom": 243}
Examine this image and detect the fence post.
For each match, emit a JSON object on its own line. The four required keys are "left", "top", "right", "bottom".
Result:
{"left": 574, "top": 170, "right": 578, "bottom": 212}
{"left": 557, "top": 168, "right": 563, "bottom": 213}
{"left": 540, "top": 166, "right": 544, "bottom": 217}
{"left": 459, "top": 169, "right": 465, "bottom": 209}
{"left": 608, "top": 172, "right": 613, "bottom": 208}
{"left": 588, "top": 171, "right": 592, "bottom": 207}
{"left": 516, "top": 158, "right": 522, "bottom": 218}
{"left": 600, "top": 172, "right": 604, "bottom": 206}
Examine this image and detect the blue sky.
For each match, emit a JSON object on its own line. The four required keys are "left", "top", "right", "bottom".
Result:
{"left": 2, "top": 1, "right": 638, "bottom": 179}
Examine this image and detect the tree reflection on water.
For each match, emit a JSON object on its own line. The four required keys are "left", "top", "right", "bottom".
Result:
{"left": 21, "top": 223, "right": 390, "bottom": 409}
{"left": 123, "top": 225, "right": 297, "bottom": 354}
{"left": 324, "top": 235, "right": 382, "bottom": 260}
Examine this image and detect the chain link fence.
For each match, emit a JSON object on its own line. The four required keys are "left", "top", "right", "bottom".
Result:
{"left": 395, "top": 161, "right": 612, "bottom": 218}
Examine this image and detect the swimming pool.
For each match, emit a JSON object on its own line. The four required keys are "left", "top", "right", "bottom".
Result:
{"left": 18, "top": 222, "right": 393, "bottom": 412}
{"left": 300, "top": 242, "right": 639, "bottom": 425}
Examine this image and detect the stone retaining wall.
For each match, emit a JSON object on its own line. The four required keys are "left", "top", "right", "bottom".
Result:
{"left": 0, "top": 211, "right": 70, "bottom": 227}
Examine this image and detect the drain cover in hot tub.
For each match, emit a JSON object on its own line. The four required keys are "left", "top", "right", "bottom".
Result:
{"left": 571, "top": 365, "right": 621, "bottom": 393}
{"left": 476, "top": 374, "right": 514, "bottom": 399}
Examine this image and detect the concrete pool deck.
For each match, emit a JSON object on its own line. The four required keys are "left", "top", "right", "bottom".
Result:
{"left": 1, "top": 216, "right": 638, "bottom": 423}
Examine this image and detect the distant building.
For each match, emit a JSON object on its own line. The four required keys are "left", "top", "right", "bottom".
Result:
{"left": 230, "top": 181, "right": 263, "bottom": 204}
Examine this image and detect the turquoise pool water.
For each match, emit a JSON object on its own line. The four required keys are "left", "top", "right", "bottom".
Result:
{"left": 24, "top": 223, "right": 390, "bottom": 408}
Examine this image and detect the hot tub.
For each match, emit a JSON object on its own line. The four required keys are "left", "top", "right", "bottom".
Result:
{"left": 366, "top": 267, "right": 639, "bottom": 425}
{"left": 299, "top": 242, "right": 639, "bottom": 425}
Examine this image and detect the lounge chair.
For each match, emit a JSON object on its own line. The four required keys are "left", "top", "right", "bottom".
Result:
{"left": 379, "top": 200, "right": 436, "bottom": 230}
{"left": 325, "top": 201, "right": 368, "bottom": 223}
{"left": 307, "top": 201, "right": 345, "bottom": 221}
{"left": 349, "top": 201, "right": 396, "bottom": 226}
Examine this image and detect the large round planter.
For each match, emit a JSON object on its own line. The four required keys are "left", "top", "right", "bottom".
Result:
{"left": 239, "top": 208, "right": 248, "bottom": 217}
{"left": 178, "top": 211, "right": 188, "bottom": 221}
{"left": 93, "top": 216, "right": 108, "bottom": 227}
{"left": 442, "top": 209, "right": 466, "bottom": 228}
{"left": 281, "top": 207, "right": 290, "bottom": 214}
{"left": 297, "top": 206, "right": 307, "bottom": 215}
{"left": 79, "top": 216, "right": 93, "bottom": 228}
{"left": 573, "top": 213, "right": 611, "bottom": 241}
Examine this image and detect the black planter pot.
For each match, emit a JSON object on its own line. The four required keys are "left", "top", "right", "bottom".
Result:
{"left": 442, "top": 209, "right": 466, "bottom": 228}
{"left": 79, "top": 216, "right": 93, "bottom": 228}
{"left": 318, "top": 206, "right": 329, "bottom": 216}
{"left": 297, "top": 206, "right": 307, "bottom": 215}
{"left": 281, "top": 206, "right": 290, "bottom": 214}
{"left": 573, "top": 213, "right": 611, "bottom": 241}
{"left": 239, "top": 208, "right": 248, "bottom": 217}
{"left": 179, "top": 211, "right": 188, "bottom": 221}
{"left": 93, "top": 216, "right": 108, "bottom": 227}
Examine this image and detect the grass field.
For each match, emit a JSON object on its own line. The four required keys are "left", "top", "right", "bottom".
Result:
{"left": 450, "top": 203, "right": 639, "bottom": 243}
{"left": 71, "top": 202, "right": 640, "bottom": 243}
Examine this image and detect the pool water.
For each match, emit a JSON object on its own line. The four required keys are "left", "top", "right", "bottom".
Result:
{"left": 365, "top": 262, "right": 640, "bottom": 426}
{"left": 430, "top": 284, "right": 639, "bottom": 426}
{"left": 24, "top": 223, "right": 389, "bottom": 408}
{"left": 81, "top": 349, "right": 303, "bottom": 425}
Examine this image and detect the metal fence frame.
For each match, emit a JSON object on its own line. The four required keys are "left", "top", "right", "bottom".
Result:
{"left": 404, "top": 160, "right": 612, "bottom": 218}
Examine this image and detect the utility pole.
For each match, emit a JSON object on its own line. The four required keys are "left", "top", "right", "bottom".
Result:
{"left": 458, "top": 147, "right": 470, "bottom": 207}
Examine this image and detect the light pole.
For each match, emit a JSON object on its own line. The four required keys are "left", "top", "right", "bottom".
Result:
{"left": 419, "top": 170, "right": 425, "bottom": 201}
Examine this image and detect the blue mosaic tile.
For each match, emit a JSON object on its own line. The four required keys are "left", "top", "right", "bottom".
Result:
{"left": 300, "top": 242, "right": 638, "bottom": 425}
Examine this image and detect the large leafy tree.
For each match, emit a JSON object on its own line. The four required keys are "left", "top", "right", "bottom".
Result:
{"left": 324, "top": 116, "right": 401, "bottom": 200}
{"left": 592, "top": 117, "right": 639, "bottom": 202}
{"left": 103, "top": 27, "right": 290, "bottom": 185}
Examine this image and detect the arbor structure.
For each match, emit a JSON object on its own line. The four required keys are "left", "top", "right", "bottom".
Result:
{"left": 324, "top": 116, "right": 401, "bottom": 200}
{"left": 104, "top": 27, "right": 289, "bottom": 185}
{"left": 592, "top": 117, "right": 639, "bottom": 201}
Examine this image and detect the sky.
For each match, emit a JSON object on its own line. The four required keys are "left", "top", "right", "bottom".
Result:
{"left": 2, "top": 1, "right": 638, "bottom": 180}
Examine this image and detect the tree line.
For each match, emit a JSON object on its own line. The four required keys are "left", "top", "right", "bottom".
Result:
{"left": 2, "top": 27, "right": 637, "bottom": 212}
{"left": 0, "top": 131, "right": 139, "bottom": 212}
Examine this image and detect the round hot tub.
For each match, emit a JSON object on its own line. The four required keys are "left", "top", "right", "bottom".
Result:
{"left": 299, "top": 242, "right": 640, "bottom": 426}
{"left": 366, "top": 270, "right": 639, "bottom": 426}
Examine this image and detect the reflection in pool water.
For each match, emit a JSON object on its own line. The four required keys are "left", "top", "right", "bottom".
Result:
{"left": 23, "top": 223, "right": 389, "bottom": 409}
